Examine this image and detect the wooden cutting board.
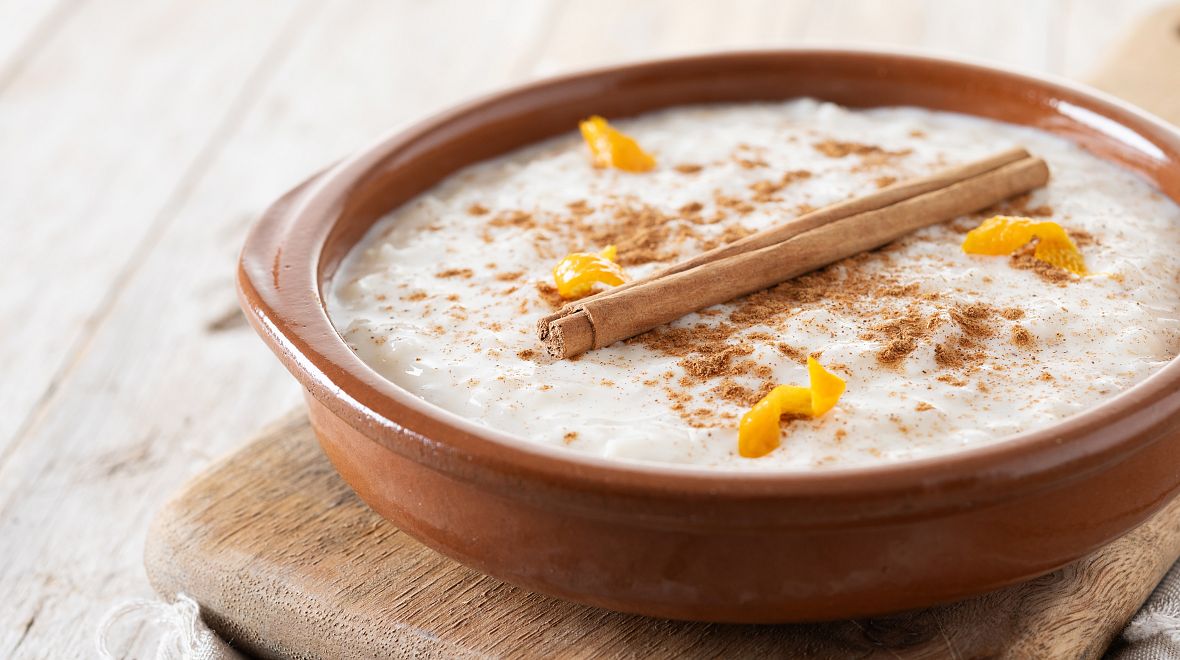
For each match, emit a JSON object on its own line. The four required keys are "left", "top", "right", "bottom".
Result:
{"left": 145, "top": 7, "right": 1180, "bottom": 659}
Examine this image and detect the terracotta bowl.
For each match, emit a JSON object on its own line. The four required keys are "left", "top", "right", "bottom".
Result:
{"left": 239, "top": 50, "right": 1180, "bottom": 622}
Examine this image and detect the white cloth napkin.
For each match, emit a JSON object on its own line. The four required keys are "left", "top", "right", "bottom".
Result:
{"left": 97, "top": 594, "right": 241, "bottom": 660}
{"left": 1111, "top": 560, "right": 1180, "bottom": 659}
{"left": 99, "top": 569, "right": 1180, "bottom": 660}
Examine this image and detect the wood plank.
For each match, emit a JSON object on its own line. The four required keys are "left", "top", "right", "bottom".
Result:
{"left": 0, "top": 0, "right": 76, "bottom": 86}
{"left": 145, "top": 413, "right": 1180, "bottom": 659}
{"left": 1062, "top": 0, "right": 1176, "bottom": 79}
{"left": 920, "top": 0, "right": 1058, "bottom": 73}
{"left": 1084, "top": 2, "right": 1180, "bottom": 122}
{"left": 801, "top": 0, "right": 930, "bottom": 47}
{"left": 0, "top": 0, "right": 306, "bottom": 457}
{"left": 524, "top": 0, "right": 813, "bottom": 76}
{"left": 0, "top": 2, "right": 558, "bottom": 657}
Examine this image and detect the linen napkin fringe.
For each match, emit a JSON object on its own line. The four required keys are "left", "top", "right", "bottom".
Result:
{"left": 96, "top": 594, "right": 240, "bottom": 660}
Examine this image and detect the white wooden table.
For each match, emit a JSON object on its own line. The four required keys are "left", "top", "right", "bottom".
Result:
{"left": 0, "top": 1, "right": 1172, "bottom": 657}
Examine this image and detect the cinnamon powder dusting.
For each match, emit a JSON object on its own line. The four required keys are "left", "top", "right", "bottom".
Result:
{"left": 584, "top": 203, "right": 679, "bottom": 266}
{"left": 874, "top": 310, "right": 938, "bottom": 365}
{"left": 699, "top": 224, "right": 755, "bottom": 251}
{"left": 488, "top": 210, "right": 536, "bottom": 229}
{"left": 534, "top": 281, "right": 565, "bottom": 308}
{"left": 567, "top": 200, "right": 594, "bottom": 216}
{"left": 629, "top": 248, "right": 1024, "bottom": 426}
{"left": 680, "top": 343, "right": 754, "bottom": 380}
{"left": 1012, "top": 325, "right": 1036, "bottom": 348}
{"left": 1010, "top": 242, "right": 1074, "bottom": 284}
{"left": 814, "top": 141, "right": 912, "bottom": 163}
{"left": 950, "top": 303, "right": 997, "bottom": 339}
{"left": 814, "top": 141, "right": 883, "bottom": 157}
{"left": 749, "top": 170, "right": 812, "bottom": 202}
{"left": 776, "top": 343, "right": 809, "bottom": 365}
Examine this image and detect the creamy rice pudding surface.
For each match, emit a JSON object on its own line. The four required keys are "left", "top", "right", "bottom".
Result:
{"left": 328, "top": 100, "right": 1180, "bottom": 470}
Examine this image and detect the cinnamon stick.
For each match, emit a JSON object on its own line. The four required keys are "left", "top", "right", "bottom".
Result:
{"left": 537, "top": 147, "right": 1031, "bottom": 340}
{"left": 539, "top": 150, "right": 1049, "bottom": 359}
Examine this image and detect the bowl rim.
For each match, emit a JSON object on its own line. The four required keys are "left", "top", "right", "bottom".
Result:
{"left": 239, "top": 47, "right": 1180, "bottom": 519}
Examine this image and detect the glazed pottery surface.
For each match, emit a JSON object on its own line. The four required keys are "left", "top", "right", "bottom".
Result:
{"left": 239, "top": 50, "right": 1180, "bottom": 622}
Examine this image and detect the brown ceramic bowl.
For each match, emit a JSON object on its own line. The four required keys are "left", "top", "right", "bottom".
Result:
{"left": 238, "top": 50, "right": 1180, "bottom": 623}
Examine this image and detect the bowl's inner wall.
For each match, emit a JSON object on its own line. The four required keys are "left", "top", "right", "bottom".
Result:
{"left": 318, "top": 52, "right": 1180, "bottom": 289}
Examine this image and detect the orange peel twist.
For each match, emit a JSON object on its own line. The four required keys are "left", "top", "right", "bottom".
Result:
{"left": 579, "top": 115, "right": 656, "bottom": 172}
{"left": 552, "top": 245, "right": 626, "bottom": 299}
{"left": 962, "top": 215, "right": 1087, "bottom": 275}
{"left": 738, "top": 357, "right": 846, "bottom": 458}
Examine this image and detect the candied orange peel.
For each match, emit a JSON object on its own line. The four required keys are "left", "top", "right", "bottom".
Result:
{"left": 962, "top": 215, "right": 1086, "bottom": 275}
{"left": 738, "top": 357, "right": 846, "bottom": 459}
{"left": 552, "top": 245, "right": 627, "bottom": 299}
{"left": 579, "top": 115, "right": 656, "bottom": 172}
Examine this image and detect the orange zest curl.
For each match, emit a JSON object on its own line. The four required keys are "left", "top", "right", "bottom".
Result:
{"left": 962, "top": 215, "right": 1087, "bottom": 275}
{"left": 738, "top": 357, "right": 846, "bottom": 459}
{"left": 552, "top": 245, "right": 627, "bottom": 299}
{"left": 578, "top": 115, "right": 656, "bottom": 172}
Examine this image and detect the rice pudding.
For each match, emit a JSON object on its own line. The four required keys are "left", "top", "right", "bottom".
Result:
{"left": 327, "top": 99, "right": 1180, "bottom": 470}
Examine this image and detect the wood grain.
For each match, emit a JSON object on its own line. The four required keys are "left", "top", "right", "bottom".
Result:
{"left": 0, "top": 0, "right": 306, "bottom": 453}
{"left": 0, "top": 2, "right": 555, "bottom": 657}
{"left": 1087, "top": 3, "right": 1180, "bottom": 123}
{"left": 0, "top": 0, "right": 75, "bottom": 90}
{"left": 145, "top": 412, "right": 1180, "bottom": 659}
{"left": 1, "top": 1, "right": 1177, "bottom": 657}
